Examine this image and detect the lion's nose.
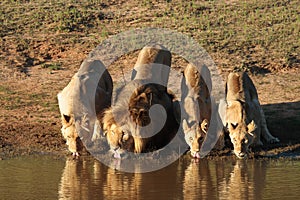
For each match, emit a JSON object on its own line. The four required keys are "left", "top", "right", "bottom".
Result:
{"left": 191, "top": 151, "right": 201, "bottom": 159}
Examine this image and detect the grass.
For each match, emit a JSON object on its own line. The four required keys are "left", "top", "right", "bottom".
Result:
{"left": 0, "top": 84, "right": 56, "bottom": 111}
{"left": 42, "top": 63, "right": 62, "bottom": 71}
{"left": 0, "top": 86, "right": 23, "bottom": 110}
{"left": 0, "top": 0, "right": 299, "bottom": 72}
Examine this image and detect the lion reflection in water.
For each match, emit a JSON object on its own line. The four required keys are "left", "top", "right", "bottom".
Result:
{"left": 218, "top": 160, "right": 266, "bottom": 200}
{"left": 58, "top": 158, "right": 107, "bottom": 199}
{"left": 58, "top": 158, "right": 182, "bottom": 199}
{"left": 183, "top": 159, "right": 215, "bottom": 200}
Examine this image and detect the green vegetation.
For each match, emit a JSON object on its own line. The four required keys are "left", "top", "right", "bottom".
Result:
{"left": 42, "top": 63, "right": 62, "bottom": 71}
{"left": 0, "top": 0, "right": 299, "bottom": 72}
{"left": 0, "top": 84, "right": 54, "bottom": 110}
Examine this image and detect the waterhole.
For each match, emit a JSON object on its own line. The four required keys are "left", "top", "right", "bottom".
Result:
{"left": 0, "top": 156, "right": 299, "bottom": 199}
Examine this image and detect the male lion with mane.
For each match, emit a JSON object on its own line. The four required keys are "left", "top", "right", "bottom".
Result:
{"left": 223, "top": 72, "right": 279, "bottom": 159}
{"left": 103, "top": 81, "right": 178, "bottom": 155}
{"left": 102, "top": 44, "right": 179, "bottom": 157}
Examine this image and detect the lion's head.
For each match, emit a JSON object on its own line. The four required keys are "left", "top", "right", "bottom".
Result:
{"left": 60, "top": 114, "right": 83, "bottom": 156}
{"left": 183, "top": 119, "right": 208, "bottom": 158}
{"left": 102, "top": 108, "right": 135, "bottom": 158}
{"left": 226, "top": 101, "right": 257, "bottom": 159}
{"left": 103, "top": 81, "right": 178, "bottom": 155}
{"left": 128, "top": 83, "right": 177, "bottom": 153}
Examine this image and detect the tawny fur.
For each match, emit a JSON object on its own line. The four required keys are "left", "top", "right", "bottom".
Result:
{"left": 181, "top": 63, "right": 212, "bottom": 158}
{"left": 131, "top": 44, "right": 171, "bottom": 87}
{"left": 57, "top": 60, "right": 113, "bottom": 155}
{"left": 103, "top": 80, "right": 179, "bottom": 154}
{"left": 224, "top": 72, "right": 279, "bottom": 159}
{"left": 102, "top": 108, "right": 135, "bottom": 153}
{"left": 103, "top": 45, "right": 179, "bottom": 154}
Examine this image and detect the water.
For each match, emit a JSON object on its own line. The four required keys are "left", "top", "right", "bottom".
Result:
{"left": 0, "top": 156, "right": 300, "bottom": 200}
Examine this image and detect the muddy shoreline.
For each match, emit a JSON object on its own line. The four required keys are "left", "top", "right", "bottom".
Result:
{"left": 1, "top": 124, "right": 300, "bottom": 161}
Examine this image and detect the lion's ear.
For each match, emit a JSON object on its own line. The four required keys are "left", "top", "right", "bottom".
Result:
{"left": 62, "top": 114, "right": 74, "bottom": 127}
{"left": 201, "top": 119, "right": 209, "bottom": 133}
{"left": 182, "top": 119, "right": 189, "bottom": 131}
{"left": 122, "top": 133, "right": 129, "bottom": 142}
{"left": 139, "top": 92, "right": 148, "bottom": 102}
{"left": 63, "top": 114, "right": 71, "bottom": 123}
{"left": 103, "top": 130, "right": 107, "bottom": 136}
{"left": 247, "top": 120, "right": 257, "bottom": 135}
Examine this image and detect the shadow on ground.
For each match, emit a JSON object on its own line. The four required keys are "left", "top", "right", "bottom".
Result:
{"left": 263, "top": 101, "right": 300, "bottom": 144}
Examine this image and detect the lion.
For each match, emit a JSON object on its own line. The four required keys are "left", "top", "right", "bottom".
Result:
{"left": 59, "top": 157, "right": 108, "bottom": 199}
{"left": 183, "top": 159, "right": 214, "bottom": 200}
{"left": 103, "top": 80, "right": 179, "bottom": 155}
{"left": 102, "top": 45, "right": 179, "bottom": 156}
{"left": 131, "top": 44, "right": 171, "bottom": 87}
{"left": 223, "top": 72, "right": 279, "bottom": 159}
{"left": 57, "top": 60, "right": 113, "bottom": 156}
{"left": 181, "top": 63, "right": 212, "bottom": 158}
{"left": 218, "top": 160, "right": 267, "bottom": 199}
{"left": 128, "top": 82, "right": 179, "bottom": 153}
{"left": 102, "top": 107, "right": 135, "bottom": 158}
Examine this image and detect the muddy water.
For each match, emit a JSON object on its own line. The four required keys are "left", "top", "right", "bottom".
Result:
{"left": 0, "top": 156, "right": 300, "bottom": 200}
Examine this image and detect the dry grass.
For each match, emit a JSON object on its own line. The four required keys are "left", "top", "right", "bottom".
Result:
{"left": 0, "top": 0, "right": 299, "bottom": 72}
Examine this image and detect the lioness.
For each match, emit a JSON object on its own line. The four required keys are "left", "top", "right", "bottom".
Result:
{"left": 57, "top": 60, "right": 113, "bottom": 156}
{"left": 224, "top": 72, "right": 279, "bottom": 159}
{"left": 102, "top": 45, "right": 179, "bottom": 156}
{"left": 181, "top": 63, "right": 212, "bottom": 158}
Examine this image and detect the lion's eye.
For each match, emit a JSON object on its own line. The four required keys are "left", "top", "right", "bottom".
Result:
{"left": 121, "top": 132, "right": 130, "bottom": 142}
{"left": 189, "top": 137, "right": 193, "bottom": 141}
{"left": 111, "top": 131, "right": 115, "bottom": 136}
